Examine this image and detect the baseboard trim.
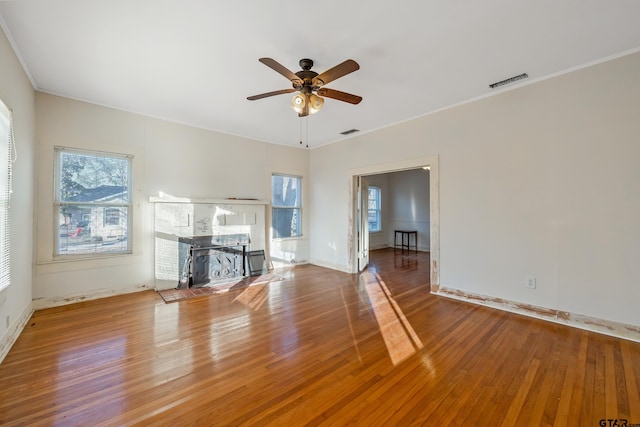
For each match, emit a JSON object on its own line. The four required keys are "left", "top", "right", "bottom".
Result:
{"left": 32, "top": 283, "right": 154, "bottom": 311}
{"left": 0, "top": 302, "right": 33, "bottom": 364}
{"left": 369, "top": 243, "right": 389, "bottom": 250}
{"left": 434, "top": 286, "right": 640, "bottom": 343}
{"left": 309, "top": 259, "right": 352, "bottom": 274}
{"left": 370, "top": 246, "right": 431, "bottom": 253}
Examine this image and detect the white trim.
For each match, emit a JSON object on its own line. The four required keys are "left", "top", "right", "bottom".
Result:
{"left": 435, "top": 287, "right": 640, "bottom": 343}
{"left": 309, "top": 258, "right": 351, "bottom": 274}
{"left": 32, "top": 284, "right": 154, "bottom": 311}
{"left": 149, "top": 196, "right": 267, "bottom": 205}
{"left": 369, "top": 243, "right": 389, "bottom": 251}
{"left": 0, "top": 301, "right": 33, "bottom": 364}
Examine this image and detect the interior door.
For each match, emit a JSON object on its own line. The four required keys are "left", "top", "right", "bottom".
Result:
{"left": 358, "top": 176, "right": 370, "bottom": 271}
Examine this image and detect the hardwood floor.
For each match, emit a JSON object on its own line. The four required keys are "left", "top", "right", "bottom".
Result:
{"left": 1, "top": 248, "right": 639, "bottom": 426}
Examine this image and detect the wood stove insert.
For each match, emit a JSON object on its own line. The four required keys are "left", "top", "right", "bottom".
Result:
{"left": 177, "top": 233, "right": 250, "bottom": 289}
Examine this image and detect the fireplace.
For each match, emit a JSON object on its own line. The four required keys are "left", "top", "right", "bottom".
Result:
{"left": 151, "top": 200, "right": 267, "bottom": 290}
{"left": 177, "top": 233, "right": 250, "bottom": 289}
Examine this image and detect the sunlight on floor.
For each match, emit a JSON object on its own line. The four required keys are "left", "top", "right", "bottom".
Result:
{"left": 361, "top": 270, "right": 423, "bottom": 365}
{"left": 233, "top": 283, "right": 269, "bottom": 311}
{"left": 340, "top": 286, "right": 363, "bottom": 364}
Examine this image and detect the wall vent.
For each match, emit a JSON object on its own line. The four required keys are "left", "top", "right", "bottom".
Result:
{"left": 340, "top": 128, "right": 360, "bottom": 136}
{"left": 489, "top": 73, "right": 528, "bottom": 89}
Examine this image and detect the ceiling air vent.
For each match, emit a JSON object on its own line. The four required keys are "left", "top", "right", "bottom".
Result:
{"left": 489, "top": 73, "right": 528, "bottom": 89}
{"left": 340, "top": 128, "right": 360, "bottom": 136}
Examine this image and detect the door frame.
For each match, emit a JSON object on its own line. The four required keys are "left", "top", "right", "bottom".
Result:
{"left": 349, "top": 155, "right": 440, "bottom": 291}
{"left": 357, "top": 176, "right": 370, "bottom": 272}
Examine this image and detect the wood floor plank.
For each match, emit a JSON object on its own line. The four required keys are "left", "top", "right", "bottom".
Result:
{"left": 621, "top": 340, "right": 640, "bottom": 420}
{"left": 1, "top": 248, "right": 639, "bottom": 426}
{"left": 554, "top": 331, "right": 587, "bottom": 426}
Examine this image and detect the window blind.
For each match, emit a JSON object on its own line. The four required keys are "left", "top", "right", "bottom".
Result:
{"left": 0, "top": 99, "right": 12, "bottom": 292}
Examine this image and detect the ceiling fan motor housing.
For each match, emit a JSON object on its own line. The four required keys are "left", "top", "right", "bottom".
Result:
{"left": 299, "top": 58, "right": 314, "bottom": 70}
{"left": 294, "top": 60, "right": 321, "bottom": 90}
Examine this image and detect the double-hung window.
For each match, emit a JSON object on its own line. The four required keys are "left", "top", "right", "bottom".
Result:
{"left": 271, "top": 174, "right": 302, "bottom": 238}
{"left": 54, "top": 147, "right": 132, "bottom": 256}
{"left": 368, "top": 185, "right": 381, "bottom": 232}
{"left": 0, "top": 99, "right": 12, "bottom": 291}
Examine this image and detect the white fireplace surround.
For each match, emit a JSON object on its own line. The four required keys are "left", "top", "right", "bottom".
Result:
{"left": 150, "top": 197, "right": 267, "bottom": 290}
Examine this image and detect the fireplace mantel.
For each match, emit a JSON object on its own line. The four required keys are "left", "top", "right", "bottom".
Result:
{"left": 149, "top": 196, "right": 267, "bottom": 205}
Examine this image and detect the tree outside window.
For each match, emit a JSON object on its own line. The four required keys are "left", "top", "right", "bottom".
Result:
{"left": 272, "top": 174, "right": 302, "bottom": 238}
{"left": 55, "top": 148, "right": 132, "bottom": 256}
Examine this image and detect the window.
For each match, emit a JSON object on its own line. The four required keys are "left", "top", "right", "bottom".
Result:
{"left": 55, "top": 147, "right": 132, "bottom": 256}
{"left": 0, "top": 99, "right": 12, "bottom": 291}
{"left": 271, "top": 174, "right": 302, "bottom": 238}
{"left": 368, "top": 186, "right": 381, "bottom": 232}
{"left": 104, "top": 208, "right": 121, "bottom": 226}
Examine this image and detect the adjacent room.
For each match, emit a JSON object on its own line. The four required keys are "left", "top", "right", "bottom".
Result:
{"left": 0, "top": 1, "right": 639, "bottom": 425}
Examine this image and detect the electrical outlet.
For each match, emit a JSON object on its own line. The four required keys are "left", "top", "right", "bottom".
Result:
{"left": 525, "top": 276, "right": 536, "bottom": 289}
{"left": 5, "top": 315, "right": 9, "bottom": 328}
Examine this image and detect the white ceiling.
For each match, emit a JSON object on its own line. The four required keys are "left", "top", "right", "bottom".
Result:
{"left": 1, "top": 1, "right": 640, "bottom": 148}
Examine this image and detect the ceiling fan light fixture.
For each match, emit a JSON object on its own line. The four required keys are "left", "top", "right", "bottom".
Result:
{"left": 308, "top": 94, "right": 324, "bottom": 114}
{"left": 291, "top": 93, "right": 306, "bottom": 114}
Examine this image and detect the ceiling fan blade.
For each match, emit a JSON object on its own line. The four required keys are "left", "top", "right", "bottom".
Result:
{"left": 247, "top": 88, "right": 296, "bottom": 101}
{"left": 312, "top": 59, "right": 360, "bottom": 86}
{"left": 259, "top": 58, "right": 303, "bottom": 85}
{"left": 317, "top": 88, "right": 362, "bottom": 104}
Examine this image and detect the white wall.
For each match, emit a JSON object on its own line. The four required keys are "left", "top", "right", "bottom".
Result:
{"left": 365, "top": 169, "right": 430, "bottom": 251}
{"left": 33, "top": 93, "right": 309, "bottom": 305}
{"left": 310, "top": 52, "right": 640, "bottom": 327}
{"left": 0, "top": 26, "right": 35, "bottom": 357}
{"left": 388, "top": 169, "right": 430, "bottom": 251}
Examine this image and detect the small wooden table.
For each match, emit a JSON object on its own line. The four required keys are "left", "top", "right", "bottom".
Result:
{"left": 394, "top": 230, "right": 418, "bottom": 252}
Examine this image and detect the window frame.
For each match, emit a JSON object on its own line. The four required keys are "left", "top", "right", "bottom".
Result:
{"left": 271, "top": 173, "right": 303, "bottom": 239}
{"left": 53, "top": 147, "right": 133, "bottom": 258}
{"left": 0, "top": 99, "right": 12, "bottom": 292}
{"left": 368, "top": 185, "right": 382, "bottom": 233}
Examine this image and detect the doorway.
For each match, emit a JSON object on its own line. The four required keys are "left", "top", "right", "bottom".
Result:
{"left": 350, "top": 156, "right": 439, "bottom": 291}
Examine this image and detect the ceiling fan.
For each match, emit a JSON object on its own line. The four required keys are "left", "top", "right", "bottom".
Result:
{"left": 247, "top": 58, "right": 362, "bottom": 117}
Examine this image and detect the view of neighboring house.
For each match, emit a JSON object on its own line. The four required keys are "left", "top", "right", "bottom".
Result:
{"left": 59, "top": 185, "right": 128, "bottom": 254}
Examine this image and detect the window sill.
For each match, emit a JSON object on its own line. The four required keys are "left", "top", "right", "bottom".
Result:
{"left": 271, "top": 235, "right": 305, "bottom": 242}
{"left": 36, "top": 252, "right": 142, "bottom": 274}
{"left": 48, "top": 251, "right": 134, "bottom": 263}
